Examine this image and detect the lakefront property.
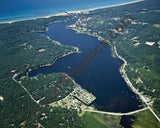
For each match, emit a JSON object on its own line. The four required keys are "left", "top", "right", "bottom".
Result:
{"left": 0, "top": 0, "right": 160, "bottom": 127}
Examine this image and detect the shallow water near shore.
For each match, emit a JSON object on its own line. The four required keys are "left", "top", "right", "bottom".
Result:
{"left": 0, "top": 0, "right": 140, "bottom": 23}
{"left": 29, "top": 18, "right": 143, "bottom": 113}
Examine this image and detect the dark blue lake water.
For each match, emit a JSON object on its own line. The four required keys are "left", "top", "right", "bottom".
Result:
{"left": 0, "top": 0, "right": 137, "bottom": 23}
{"left": 29, "top": 18, "right": 143, "bottom": 113}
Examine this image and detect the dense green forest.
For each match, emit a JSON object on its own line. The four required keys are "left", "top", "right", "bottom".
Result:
{"left": 0, "top": 15, "right": 81, "bottom": 127}
{"left": 75, "top": 0, "right": 160, "bottom": 118}
{"left": 21, "top": 73, "right": 74, "bottom": 105}
{"left": 0, "top": 0, "right": 160, "bottom": 127}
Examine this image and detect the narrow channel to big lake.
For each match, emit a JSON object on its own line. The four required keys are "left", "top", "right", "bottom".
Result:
{"left": 29, "top": 18, "right": 143, "bottom": 113}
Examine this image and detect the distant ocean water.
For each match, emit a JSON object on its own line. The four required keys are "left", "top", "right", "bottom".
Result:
{"left": 0, "top": 0, "right": 138, "bottom": 23}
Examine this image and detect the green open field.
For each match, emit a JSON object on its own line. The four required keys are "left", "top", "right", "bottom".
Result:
{"left": 82, "top": 112, "right": 121, "bottom": 128}
{"left": 132, "top": 110, "right": 160, "bottom": 128}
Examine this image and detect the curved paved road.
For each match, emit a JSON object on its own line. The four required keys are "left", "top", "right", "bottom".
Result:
{"left": 83, "top": 107, "right": 149, "bottom": 116}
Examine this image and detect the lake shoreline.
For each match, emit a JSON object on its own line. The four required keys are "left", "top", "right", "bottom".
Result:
{"left": 26, "top": 50, "right": 80, "bottom": 78}
{"left": 112, "top": 46, "right": 145, "bottom": 105}
{"left": 67, "top": 20, "right": 145, "bottom": 111}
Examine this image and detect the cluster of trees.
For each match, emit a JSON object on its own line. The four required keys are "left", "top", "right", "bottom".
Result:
{"left": 36, "top": 107, "right": 85, "bottom": 128}
{"left": 76, "top": 0, "right": 160, "bottom": 117}
{"left": 1, "top": 0, "right": 160, "bottom": 127}
{"left": 0, "top": 15, "right": 78, "bottom": 127}
{"left": 21, "top": 73, "right": 74, "bottom": 104}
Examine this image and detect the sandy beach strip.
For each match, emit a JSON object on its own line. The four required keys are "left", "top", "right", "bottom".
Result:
{"left": 68, "top": 0, "right": 145, "bottom": 14}
{"left": 0, "top": 12, "right": 68, "bottom": 24}
{"left": 0, "top": 0, "right": 145, "bottom": 24}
